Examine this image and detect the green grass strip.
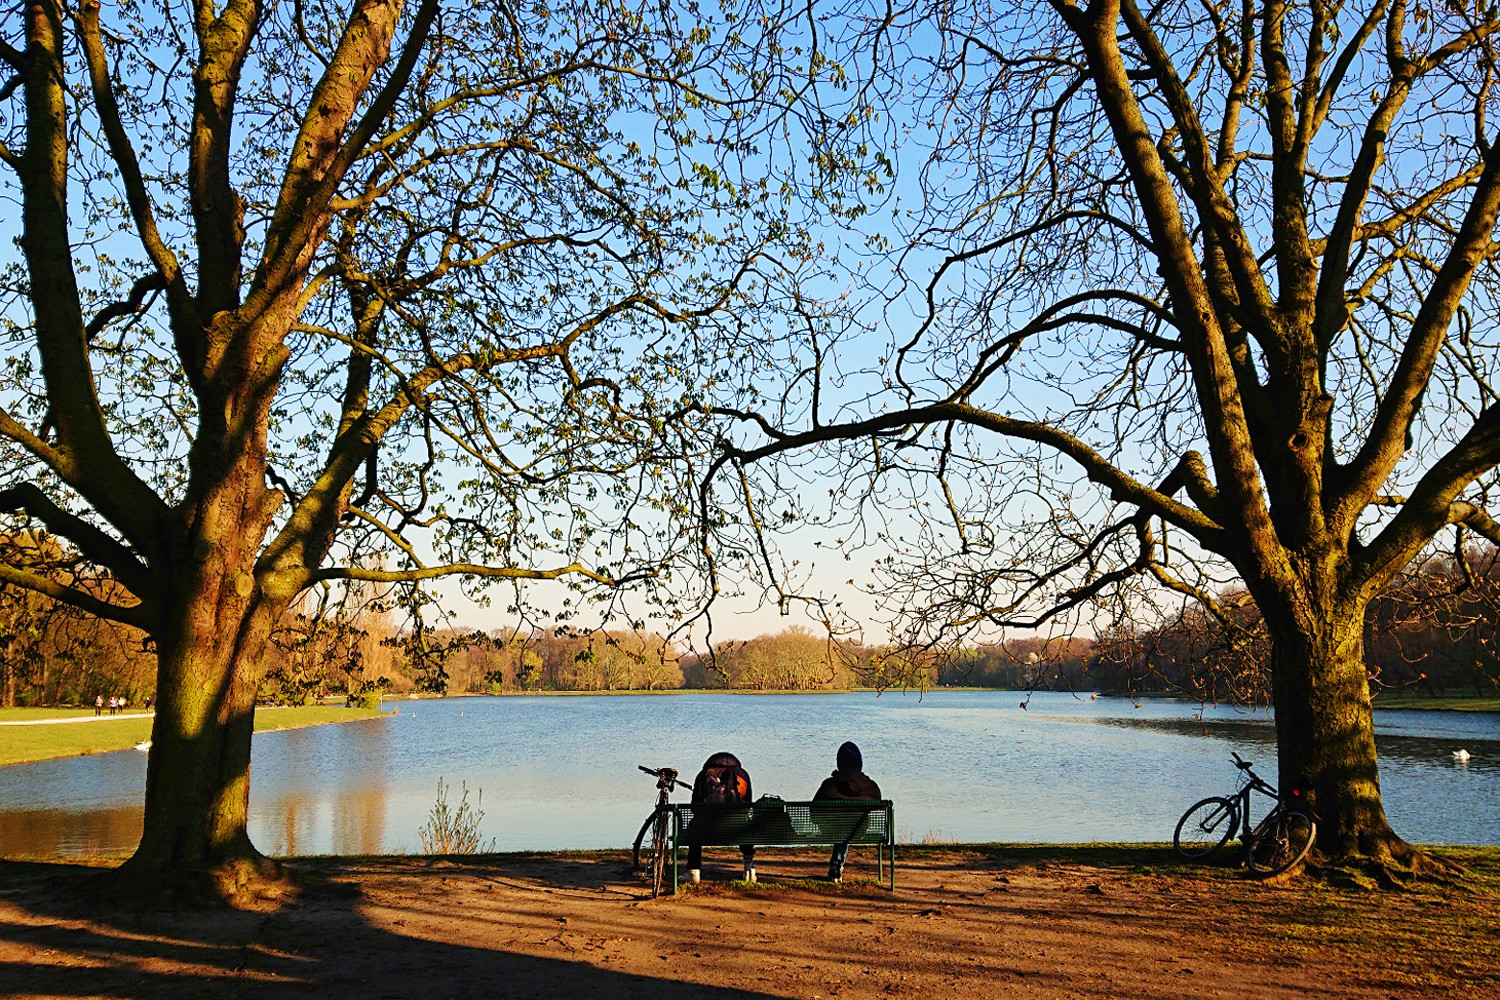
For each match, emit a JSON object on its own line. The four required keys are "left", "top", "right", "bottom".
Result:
{"left": 0, "top": 705, "right": 388, "bottom": 767}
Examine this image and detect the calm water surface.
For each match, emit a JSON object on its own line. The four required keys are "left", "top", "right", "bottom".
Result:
{"left": 2, "top": 691, "right": 1496, "bottom": 857}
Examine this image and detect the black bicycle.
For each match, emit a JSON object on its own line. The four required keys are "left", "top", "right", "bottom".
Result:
{"left": 1174, "top": 752, "right": 1317, "bottom": 877}
{"left": 634, "top": 765, "right": 691, "bottom": 896}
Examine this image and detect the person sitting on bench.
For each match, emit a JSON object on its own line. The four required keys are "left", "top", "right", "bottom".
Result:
{"left": 686, "top": 751, "right": 756, "bottom": 884}
{"left": 813, "top": 741, "right": 882, "bottom": 882}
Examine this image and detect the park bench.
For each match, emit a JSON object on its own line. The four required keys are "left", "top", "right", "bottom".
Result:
{"left": 666, "top": 798, "right": 895, "bottom": 893}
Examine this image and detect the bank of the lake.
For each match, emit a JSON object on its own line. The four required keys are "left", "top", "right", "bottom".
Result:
{"left": 0, "top": 706, "right": 388, "bottom": 767}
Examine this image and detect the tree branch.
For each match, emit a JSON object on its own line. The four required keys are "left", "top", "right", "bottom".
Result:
{"left": 1335, "top": 133, "right": 1500, "bottom": 529}
{"left": 0, "top": 560, "right": 151, "bottom": 631}
{"left": 77, "top": 2, "right": 191, "bottom": 324}
{"left": 717, "top": 400, "right": 1226, "bottom": 545}
{"left": 84, "top": 271, "right": 168, "bottom": 341}
{"left": 0, "top": 483, "right": 153, "bottom": 600}
{"left": 1359, "top": 405, "right": 1500, "bottom": 587}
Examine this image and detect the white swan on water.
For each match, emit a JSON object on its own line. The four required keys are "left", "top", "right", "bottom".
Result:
{"left": 1453, "top": 749, "right": 1472, "bottom": 762}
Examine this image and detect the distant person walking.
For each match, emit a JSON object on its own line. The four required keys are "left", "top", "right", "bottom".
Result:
{"left": 94, "top": 695, "right": 103, "bottom": 716}
{"left": 814, "top": 741, "right": 882, "bottom": 882}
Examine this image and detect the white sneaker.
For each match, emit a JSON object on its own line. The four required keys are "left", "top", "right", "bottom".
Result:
{"left": 743, "top": 867, "right": 756, "bottom": 883}
{"left": 687, "top": 869, "right": 701, "bottom": 885}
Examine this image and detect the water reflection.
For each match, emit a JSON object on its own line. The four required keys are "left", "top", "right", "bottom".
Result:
{"left": 2, "top": 692, "right": 1497, "bottom": 857}
{"left": 254, "top": 786, "right": 388, "bottom": 856}
{"left": 1086, "top": 708, "right": 1500, "bottom": 770}
{"left": 1085, "top": 713, "right": 1281, "bottom": 749}
{"left": 250, "top": 716, "right": 392, "bottom": 855}
{"left": 0, "top": 805, "right": 142, "bottom": 857}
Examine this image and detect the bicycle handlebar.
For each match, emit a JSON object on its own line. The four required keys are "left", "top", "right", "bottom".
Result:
{"left": 638, "top": 764, "right": 691, "bottom": 791}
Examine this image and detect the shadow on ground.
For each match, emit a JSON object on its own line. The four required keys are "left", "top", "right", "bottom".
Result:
{"left": 0, "top": 855, "right": 787, "bottom": 1000}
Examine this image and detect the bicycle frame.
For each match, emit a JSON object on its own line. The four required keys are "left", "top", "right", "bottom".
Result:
{"left": 1225, "top": 757, "right": 1284, "bottom": 843}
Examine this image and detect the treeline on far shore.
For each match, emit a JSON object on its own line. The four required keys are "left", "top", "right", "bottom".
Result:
{"left": 5, "top": 546, "right": 1499, "bottom": 707}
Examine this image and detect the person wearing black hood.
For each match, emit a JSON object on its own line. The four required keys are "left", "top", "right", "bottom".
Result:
{"left": 814, "top": 741, "right": 882, "bottom": 882}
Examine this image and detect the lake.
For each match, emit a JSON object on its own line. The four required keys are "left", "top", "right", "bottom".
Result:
{"left": 1, "top": 690, "right": 1496, "bottom": 857}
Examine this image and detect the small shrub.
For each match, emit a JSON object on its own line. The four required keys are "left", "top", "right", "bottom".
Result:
{"left": 897, "top": 825, "right": 959, "bottom": 845}
{"left": 418, "top": 777, "right": 496, "bottom": 854}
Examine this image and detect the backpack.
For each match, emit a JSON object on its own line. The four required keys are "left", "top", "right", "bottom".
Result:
{"left": 700, "top": 764, "right": 751, "bottom": 805}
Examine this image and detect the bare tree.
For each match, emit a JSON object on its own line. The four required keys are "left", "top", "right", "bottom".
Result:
{"left": 0, "top": 0, "right": 820, "bottom": 897}
{"left": 709, "top": 0, "right": 1500, "bottom": 871}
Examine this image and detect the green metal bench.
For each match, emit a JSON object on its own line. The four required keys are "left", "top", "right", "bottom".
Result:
{"left": 667, "top": 798, "right": 895, "bottom": 893}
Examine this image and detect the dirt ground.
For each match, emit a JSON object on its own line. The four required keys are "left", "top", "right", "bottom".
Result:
{"left": 1, "top": 846, "right": 1496, "bottom": 999}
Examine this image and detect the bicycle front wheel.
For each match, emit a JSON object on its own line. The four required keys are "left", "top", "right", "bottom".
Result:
{"left": 1173, "top": 797, "right": 1238, "bottom": 860}
{"left": 1247, "top": 808, "right": 1316, "bottom": 878}
{"left": 648, "top": 807, "right": 670, "bottom": 897}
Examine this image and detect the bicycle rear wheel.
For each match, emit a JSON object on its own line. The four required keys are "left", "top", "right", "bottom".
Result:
{"left": 1173, "top": 797, "right": 1237, "bottom": 860}
{"left": 1247, "top": 808, "right": 1315, "bottom": 877}
{"left": 632, "top": 810, "right": 660, "bottom": 870}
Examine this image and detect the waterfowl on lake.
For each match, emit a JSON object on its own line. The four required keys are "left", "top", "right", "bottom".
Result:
{"left": 1453, "top": 749, "right": 1472, "bottom": 762}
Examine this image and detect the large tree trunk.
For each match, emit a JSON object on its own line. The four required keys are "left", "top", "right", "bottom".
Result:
{"left": 116, "top": 463, "right": 288, "bottom": 900}
{"left": 1266, "top": 597, "right": 1416, "bottom": 866}
{"left": 121, "top": 630, "right": 272, "bottom": 897}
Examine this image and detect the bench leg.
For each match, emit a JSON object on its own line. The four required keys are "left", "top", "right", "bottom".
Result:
{"left": 670, "top": 812, "right": 679, "bottom": 895}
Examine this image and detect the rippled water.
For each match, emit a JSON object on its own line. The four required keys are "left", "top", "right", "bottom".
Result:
{"left": 1, "top": 691, "right": 1496, "bottom": 857}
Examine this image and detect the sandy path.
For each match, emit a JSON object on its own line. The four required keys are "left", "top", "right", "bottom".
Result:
{"left": 0, "top": 713, "right": 153, "bottom": 727}
{"left": 0, "top": 848, "right": 1494, "bottom": 999}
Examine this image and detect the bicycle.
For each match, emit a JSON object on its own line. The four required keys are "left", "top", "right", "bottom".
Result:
{"left": 1173, "top": 751, "right": 1317, "bottom": 878}
{"left": 634, "top": 765, "right": 691, "bottom": 896}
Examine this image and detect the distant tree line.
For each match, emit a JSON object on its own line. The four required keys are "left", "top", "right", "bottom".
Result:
{"left": 7, "top": 533, "right": 1499, "bottom": 706}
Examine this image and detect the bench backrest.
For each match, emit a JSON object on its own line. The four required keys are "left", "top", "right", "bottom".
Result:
{"left": 671, "top": 799, "right": 893, "bottom": 847}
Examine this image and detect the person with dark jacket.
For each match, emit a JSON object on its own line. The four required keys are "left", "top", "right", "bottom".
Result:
{"left": 685, "top": 751, "right": 756, "bottom": 884}
{"left": 814, "top": 741, "right": 882, "bottom": 882}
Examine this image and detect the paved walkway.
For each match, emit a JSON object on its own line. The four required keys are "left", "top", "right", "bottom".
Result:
{"left": 0, "top": 712, "right": 153, "bottom": 727}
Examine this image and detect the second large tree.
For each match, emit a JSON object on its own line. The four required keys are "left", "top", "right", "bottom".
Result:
{"left": 714, "top": 0, "right": 1500, "bottom": 865}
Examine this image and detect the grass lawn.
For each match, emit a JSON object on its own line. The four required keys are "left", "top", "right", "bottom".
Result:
{"left": 0, "top": 705, "right": 389, "bottom": 767}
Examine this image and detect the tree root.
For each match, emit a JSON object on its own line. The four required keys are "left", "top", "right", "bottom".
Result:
{"left": 1310, "top": 840, "right": 1468, "bottom": 892}
{"left": 99, "top": 850, "right": 297, "bottom": 911}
